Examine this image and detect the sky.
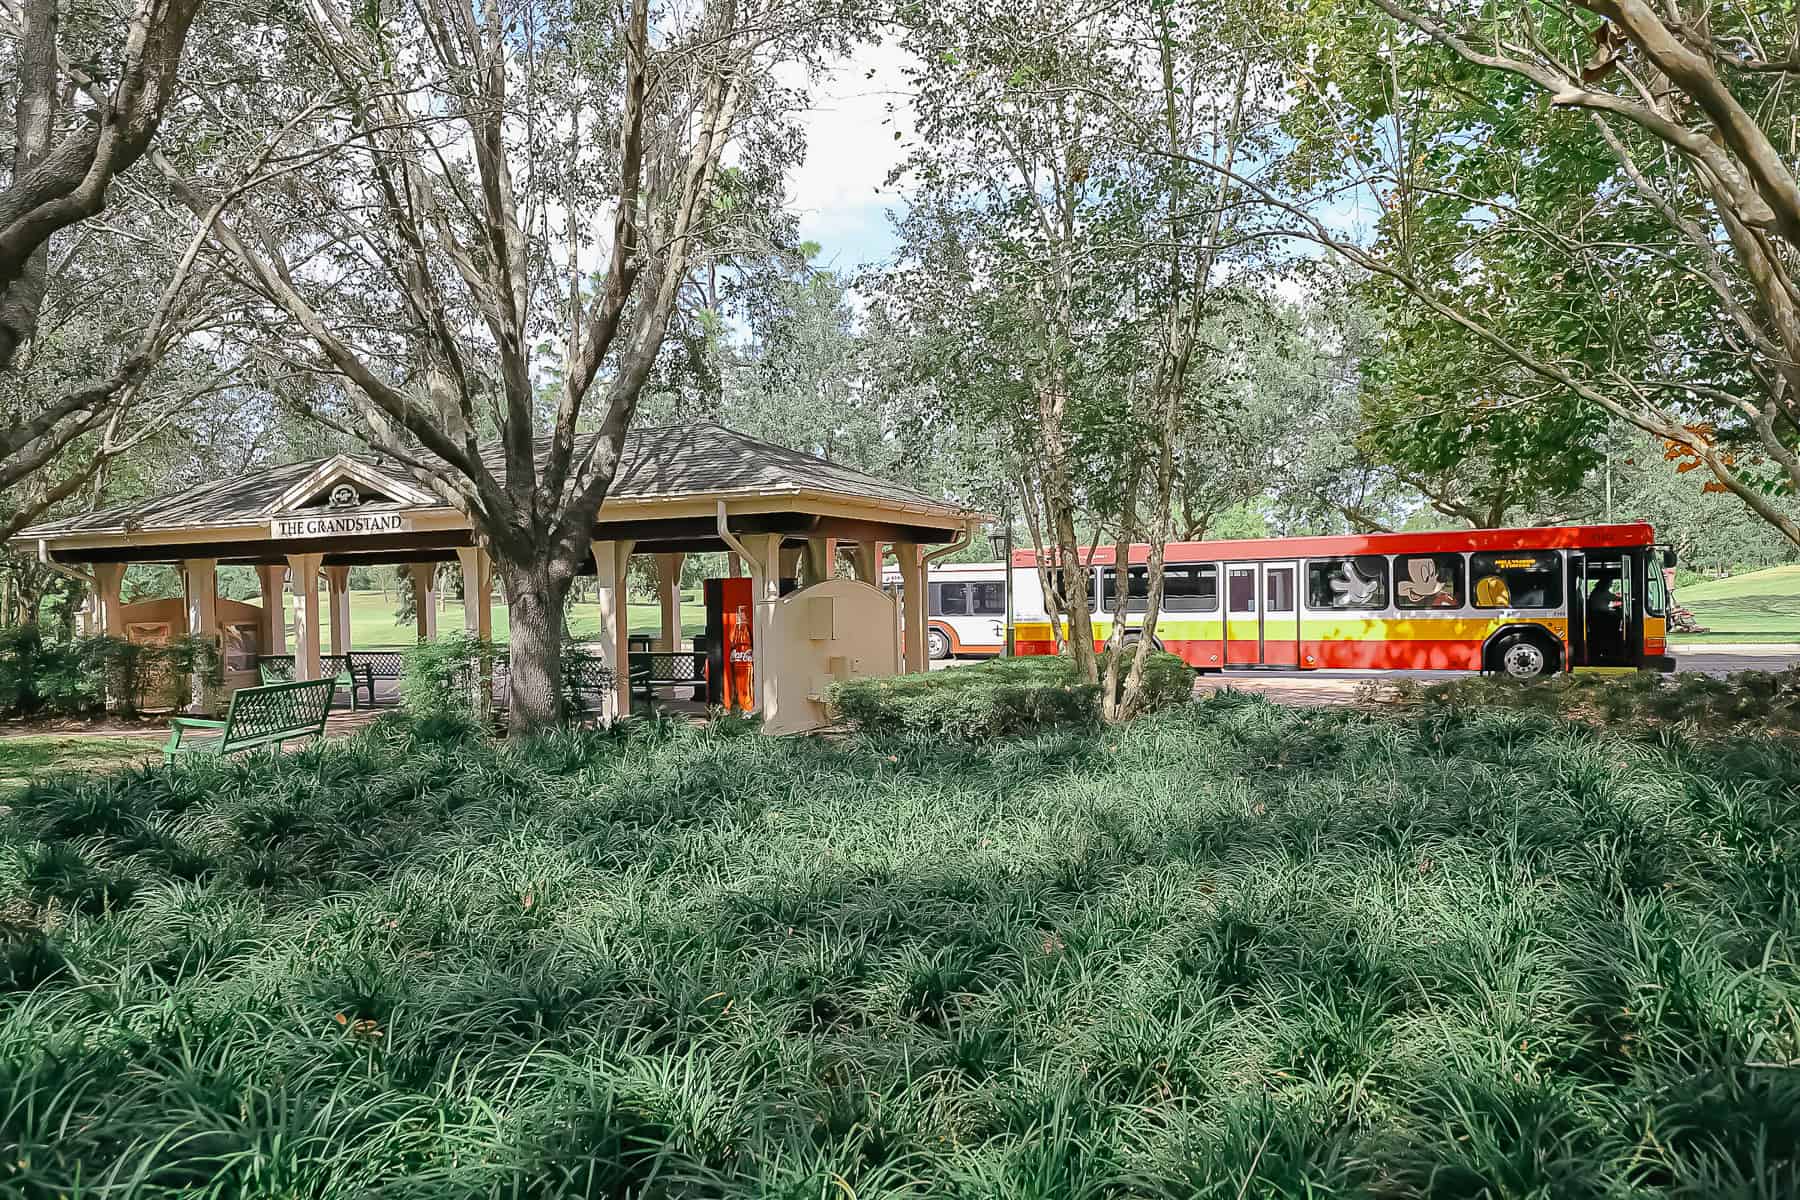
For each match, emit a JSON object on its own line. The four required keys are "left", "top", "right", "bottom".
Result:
{"left": 781, "top": 40, "right": 917, "bottom": 273}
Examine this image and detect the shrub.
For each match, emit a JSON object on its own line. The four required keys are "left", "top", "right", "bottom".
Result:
{"left": 0, "top": 628, "right": 219, "bottom": 718}
{"left": 401, "top": 632, "right": 503, "bottom": 719}
{"left": 828, "top": 650, "right": 1193, "bottom": 737}
{"left": 1098, "top": 646, "right": 1195, "bottom": 716}
{"left": 1383, "top": 666, "right": 1800, "bottom": 736}
{"left": 402, "top": 634, "right": 613, "bottom": 724}
{"left": 830, "top": 655, "right": 1097, "bottom": 737}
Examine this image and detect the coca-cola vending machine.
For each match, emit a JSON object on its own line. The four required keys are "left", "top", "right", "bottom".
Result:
{"left": 703, "top": 577, "right": 755, "bottom": 711}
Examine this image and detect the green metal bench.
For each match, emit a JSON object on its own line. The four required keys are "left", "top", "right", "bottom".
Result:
{"left": 161, "top": 678, "right": 337, "bottom": 763}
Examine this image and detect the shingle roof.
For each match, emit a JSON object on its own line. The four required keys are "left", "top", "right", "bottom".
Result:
{"left": 16, "top": 422, "right": 967, "bottom": 539}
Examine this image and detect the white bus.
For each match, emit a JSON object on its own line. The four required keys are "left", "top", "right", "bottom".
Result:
{"left": 882, "top": 561, "right": 1008, "bottom": 659}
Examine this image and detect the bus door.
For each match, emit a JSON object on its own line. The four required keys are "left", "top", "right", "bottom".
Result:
{"left": 1570, "top": 550, "right": 1636, "bottom": 668}
{"left": 1261, "top": 561, "right": 1299, "bottom": 667}
{"left": 1225, "top": 564, "right": 1259, "bottom": 665}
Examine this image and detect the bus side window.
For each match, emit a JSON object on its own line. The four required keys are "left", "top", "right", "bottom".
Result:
{"left": 939, "top": 582, "right": 968, "bottom": 616}
{"left": 972, "top": 582, "right": 1005, "bottom": 615}
{"left": 1470, "top": 551, "right": 1561, "bottom": 609}
{"left": 1165, "top": 563, "right": 1219, "bottom": 612}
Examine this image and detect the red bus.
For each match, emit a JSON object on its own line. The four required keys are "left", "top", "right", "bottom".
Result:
{"left": 1010, "top": 523, "right": 1675, "bottom": 678}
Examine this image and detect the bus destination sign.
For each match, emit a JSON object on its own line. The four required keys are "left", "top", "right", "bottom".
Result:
{"left": 271, "top": 512, "right": 409, "bottom": 539}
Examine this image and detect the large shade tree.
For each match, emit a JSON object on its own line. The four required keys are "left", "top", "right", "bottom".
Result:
{"left": 155, "top": 0, "right": 853, "bottom": 734}
{"left": 0, "top": 0, "right": 220, "bottom": 541}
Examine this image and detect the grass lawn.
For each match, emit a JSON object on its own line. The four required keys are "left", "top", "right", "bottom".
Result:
{"left": 0, "top": 735, "right": 152, "bottom": 800}
{"left": 1674, "top": 564, "right": 1800, "bottom": 642}
{"left": 277, "top": 588, "right": 708, "bottom": 647}
{"left": 2, "top": 697, "right": 1796, "bottom": 1194}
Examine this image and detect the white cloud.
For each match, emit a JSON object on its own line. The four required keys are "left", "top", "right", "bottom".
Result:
{"left": 782, "top": 39, "right": 918, "bottom": 271}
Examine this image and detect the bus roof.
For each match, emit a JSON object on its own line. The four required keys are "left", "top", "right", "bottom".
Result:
{"left": 1009, "top": 523, "right": 1658, "bottom": 568}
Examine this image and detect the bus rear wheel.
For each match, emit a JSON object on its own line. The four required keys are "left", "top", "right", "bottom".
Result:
{"left": 926, "top": 628, "right": 952, "bottom": 660}
{"left": 1489, "top": 631, "right": 1558, "bottom": 680}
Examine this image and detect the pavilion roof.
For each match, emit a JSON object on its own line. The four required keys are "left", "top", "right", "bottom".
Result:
{"left": 15, "top": 422, "right": 965, "bottom": 539}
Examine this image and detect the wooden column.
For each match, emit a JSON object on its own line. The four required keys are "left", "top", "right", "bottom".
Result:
{"left": 803, "top": 537, "right": 837, "bottom": 587}
{"left": 181, "top": 559, "right": 220, "bottom": 712}
{"left": 590, "top": 539, "right": 637, "bottom": 720}
{"left": 777, "top": 544, "right": 802, "bottom": 586}
{"left": 410, "top": 562, "right": 439, "bottom": 641}
{"left": 655, "top": 552, "right": 685, "bottom": 651}
{"left": 895, "top": 541, "right": 927, "bottom": 674}
{"left": 745, "top": 532, "right": 782, "bottom": 712}
{"left": 92, "top": 563, "right": 126, "bottom": 637}
{"left": 182, "top": 559, "right": 218, "bottom": 642}
{"left": 256, "top": 565, "right": 287, "bottom": 655}
{"left": 454, "top": 547, "right": 492, "bottom": 640}
{"left": 324, "top": 565, "right": 352, "bottom": 655}
{"left": 286, "top": 553, "right": 324, "bottom": 680}
{"left": 851, "top": 541, "right": 882, "bottom": 584}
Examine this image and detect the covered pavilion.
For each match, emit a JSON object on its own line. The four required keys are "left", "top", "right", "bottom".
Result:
{"left": 10, "top": 423, "right": 976, "bottom": 733}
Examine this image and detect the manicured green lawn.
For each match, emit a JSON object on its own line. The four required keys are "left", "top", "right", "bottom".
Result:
{"left": 278, "top": 588, "right": 707, "bottom": 648}
{"left": 2, "top": 698, "right": 1795, "bottom": 1194}
{"left": 0, "top": 735, "right": 152, "bottom": 799}
{"left": 1674, "top": 564, "right": 1800, "bottom": 642}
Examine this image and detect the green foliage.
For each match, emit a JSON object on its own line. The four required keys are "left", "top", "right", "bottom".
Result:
{"left": 0, "top": 628, "right": 221, "bottom": 718}
{"left": 830, "top": 656, "right": 1100, "bottom": 737}
{"left": 401, "top": 634, "right": 610, "bottom": 726}
{"left": 829, "top": 651, "right": 1192, "bottom": 737}
{"left": 1278, "top": 2, "right": 1800, "bottom": 536}
{"left": 1, "top": 701, "right": 1798, "bottom": 1192}
{"left": 1383, "top": 668, "right": 1800, "bottom": 735}
{"left": 400, "top": 633, "right": 501, "bottom": 723}
{"left": 1098, "top": 646, "right": 1196, "bottom": 714}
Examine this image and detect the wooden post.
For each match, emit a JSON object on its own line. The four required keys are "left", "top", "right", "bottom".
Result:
{"left": 411, "top": 562, "right": 439, "bottom": 641}
{"left": 851, "top": 542, "right": 882, "bottom": 584}
{"left": 803, "top": 538, "right": 837, "bottom": 587}
{"left": 256, "top": 564, "right": 287, "bottom": 655}
{"left": 324, "top": 565, "right": 352, "bottom": 655}
{"left": 655, "top": 552, "right": 685, "bottom": 651}
{"left": 590, "top": 539, "right": 637, "bottom": 720}
{"left": 895, "top": 541, "right": 927, "bottom": 673}
{"left": 286, "top": 554, "right": 324, "bottom": 681}
{"left": 182, "top": 558, "right": 220, "bottom": 712}
{"left": 745, "top": 532, "right": 782, "bottom": 712}
{"left": 92, "top": 563, "right": 126, "bottom": 637}
{"left": 454, "top": 547, "right": 491, "bottom": 640}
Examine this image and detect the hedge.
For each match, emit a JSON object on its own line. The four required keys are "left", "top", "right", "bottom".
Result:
{"left": 0, "top": 625, "right": 222, "bottom": 718}
{"left": 827, "top": 649, "right": 1194, "bottom": 738}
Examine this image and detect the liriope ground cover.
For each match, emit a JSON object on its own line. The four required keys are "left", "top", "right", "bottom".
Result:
{"left": 1, "top": 696, "right": 1797, "bottom": 1197}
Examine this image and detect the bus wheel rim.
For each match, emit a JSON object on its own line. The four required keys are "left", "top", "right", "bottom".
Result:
{"left": 927, "top": 631, "right": 949, "bottom": 658}
{"left": 1503, "top": 642, "right": 1544, "bottom": 678}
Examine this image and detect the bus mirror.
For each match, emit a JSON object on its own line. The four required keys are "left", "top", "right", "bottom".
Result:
{"left": 1662, "top": 548, "right": 1677, "bottom": 568}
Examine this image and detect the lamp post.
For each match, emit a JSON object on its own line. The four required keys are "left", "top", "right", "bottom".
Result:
{"left": 987, "top": 506, "right": 1014, "bottom": 657}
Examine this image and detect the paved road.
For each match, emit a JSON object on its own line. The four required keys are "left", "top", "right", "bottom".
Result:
{"left": 1188, "top": 644, "right": 1799, "bottom": 708}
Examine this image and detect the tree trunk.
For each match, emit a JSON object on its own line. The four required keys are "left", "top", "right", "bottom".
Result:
{"left": 495, "top": 554, "right": 574, "bottom": 738}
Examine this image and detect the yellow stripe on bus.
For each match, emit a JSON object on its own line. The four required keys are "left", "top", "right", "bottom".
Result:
{"left": 1016, "top": 615, "right": 1569, "bottom": 643}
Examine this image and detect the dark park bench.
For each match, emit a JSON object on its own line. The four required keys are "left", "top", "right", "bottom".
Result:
{"left": 257, "top": 649, "right": 409, "bottom": 710}
{"left": 162, "top": 678, "right": 337, "bottom": 763}
{"left": 628, "top": 650, "right": 706, "bottom": 703}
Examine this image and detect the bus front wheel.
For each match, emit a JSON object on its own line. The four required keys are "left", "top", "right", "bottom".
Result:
{"left": 926, "top": 628, "right": 952, "bottom": 660}
{"left": 1488, "top": 630, "right": 1558, "bottom": 680}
